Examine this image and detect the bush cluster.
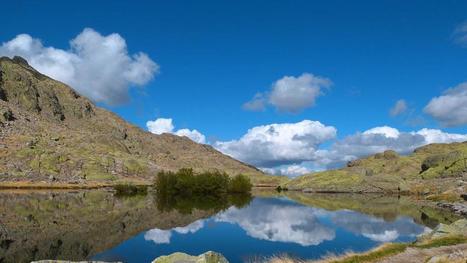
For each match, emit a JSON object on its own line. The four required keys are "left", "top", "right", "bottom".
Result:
{"left": 155, "top": 168, "right": 252, "bottom": 196}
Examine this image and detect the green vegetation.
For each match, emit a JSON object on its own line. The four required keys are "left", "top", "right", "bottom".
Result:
{"left": 228, "top": 174, "right": 253, "bottom": 193}
{"left": 285, "top": 142, "right": 467, "bottom": 195}
{"left": 113, "top": 183, "right": 148, "bottom": 196}
{"left": 155, "top": 168, "right": 252, "bottom": 195}
{"left": 153, "top": 168, "right": 253, "bottom": 214}
{"left": 329, "top": 243, "right": 408, "bottom": 263}
{"left": 414, "top": 235, "right": 467, "bottom": 249}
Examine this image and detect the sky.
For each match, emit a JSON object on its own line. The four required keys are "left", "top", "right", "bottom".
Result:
{"left": 1, "top": 0, "right": 467, "bottom": 176}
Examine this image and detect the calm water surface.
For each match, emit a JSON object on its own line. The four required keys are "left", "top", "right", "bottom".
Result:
{"left": 0, "top": 190, "right": 460, "bottom": 263}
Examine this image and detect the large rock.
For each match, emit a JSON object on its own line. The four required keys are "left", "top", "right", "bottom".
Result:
{"left": 152, "top": 251, "right": 228, "bottom": 263}
{"left": 420, "top": 219, "right": 467, "bottom": 240}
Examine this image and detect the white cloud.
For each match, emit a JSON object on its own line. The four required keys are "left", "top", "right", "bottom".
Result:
{"left": 214, "top": 120, "right": 337, "bottom": 167}
{"left": 453, "top": 21, "right": 467, "bottom": 47}
{"left": 0, "top": 28, "right": 158, "bottom": 105}
{"left": 243, "top": 73, "right": 332, "bottom": 113}
{"left": 261, "top": 164, "right": 312, "bottom": 177}
{"left": 363, "top": 126, "right": 400, "bottom": 139}
{"left": 320, "top": 126, "right": 467, "bottom": 168}
{"left": 215, "top": 199, "right": 335, "bottom": 246}
{"left": 146, "top": 118, "right": 206, "bottom": 144}
{"left": 144, "top": 220, "right": 204, "bottom": 244}
{"left": 424, "top": 82, "right": 467, "bottom": 127}
{"left": 174, "top": 129, "right": 206, "bottom": 145}
{"left": 146, "top": 118, "right": 174, "bottom": 135}
{"left": 389, "top": 99, "right": 408, "bottom": 117}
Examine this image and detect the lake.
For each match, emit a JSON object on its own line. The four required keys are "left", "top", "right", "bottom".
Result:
{"left": 0, "top": 189, "right": 460, "bottom": 263}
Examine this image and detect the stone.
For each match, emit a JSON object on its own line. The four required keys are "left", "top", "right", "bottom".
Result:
{"left": 0, "top": 108, "right": 14, "bottom": 122}
{"left": 421, "top": 219, "right": 467, "bottom": 240}
{"left": 427, "top": 250, "right": 466, "bottom": 263}
{"left": 151, "top": 251, "right": 229, "bottom": 263}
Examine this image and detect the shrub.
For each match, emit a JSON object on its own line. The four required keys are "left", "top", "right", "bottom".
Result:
{"left": 228, "top": 174, "right": 252, "bottom": 193}
{"left": 155, "top": 169, "right": 252, "bottom": 195}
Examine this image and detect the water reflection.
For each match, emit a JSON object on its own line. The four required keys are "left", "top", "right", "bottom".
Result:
{"left": 144, "top": 220, "right": 205, "bottom": 244}
{"left": 0, "top": 190, "right": 461, "bottom": 263}
{"left": 330, "top": 210, "right": 430, "bottom": 242}
{"left": 215, "top": 198, "right": 335, "bottom": 246}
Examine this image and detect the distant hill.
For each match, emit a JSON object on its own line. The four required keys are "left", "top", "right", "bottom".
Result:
{"left": 0, "top": 56, "right": 283, "bottom": 187}
{"left": 285, "top": 141, "right": 467, "bottom": 198}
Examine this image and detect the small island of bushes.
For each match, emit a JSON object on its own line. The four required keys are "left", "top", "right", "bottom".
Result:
{"left": 155, "top": 168, "right": 252, "bottom": 196}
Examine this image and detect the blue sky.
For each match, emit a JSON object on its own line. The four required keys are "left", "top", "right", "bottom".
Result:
{"left": 2, "top": 1, "right": 467, "bottom": 176}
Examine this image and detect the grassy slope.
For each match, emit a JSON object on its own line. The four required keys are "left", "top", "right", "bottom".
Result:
{"left": 285, "top": 143, "right": 467, "bottom": 196}
{"left": 0, "top": 57, "right": 283, "bottom": 186}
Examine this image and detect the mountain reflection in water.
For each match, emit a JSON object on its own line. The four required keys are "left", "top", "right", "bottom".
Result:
{"left": 0, "top": 190, "right": 461, "bottom": 263}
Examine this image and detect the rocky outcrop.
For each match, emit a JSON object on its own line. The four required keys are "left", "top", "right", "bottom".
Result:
{"left": 151, "top": 251, "right": 228, "bottom": 263}
{"left": 419, "top": 219, "right": 467, "bottom": 240}
{"left": 285, "top": 141, "right": 467, "bottom": 195}
{"left": 437, "top": 202, "right": 467, "bottom": 216}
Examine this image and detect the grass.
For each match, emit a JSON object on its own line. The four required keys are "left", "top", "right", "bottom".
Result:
{"left": 326, "top": 243, "right": 407, "bottom": 263}
{"left": 264, "top": 235, "right": 467, "bottom": 263}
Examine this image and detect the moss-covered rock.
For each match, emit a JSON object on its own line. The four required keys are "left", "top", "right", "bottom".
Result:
{"left": 152, "top": 251, "right": 228, "bottom": 263}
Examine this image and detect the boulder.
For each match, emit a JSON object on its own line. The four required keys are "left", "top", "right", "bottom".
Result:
{"left": 420, "top": 219, "right": 467, "bottom": 240}
{"left": 152, "top": 251, "right": 228, "bottom": 263}
{"left": 374, "top": 150, "right": 399, "bottom": 160}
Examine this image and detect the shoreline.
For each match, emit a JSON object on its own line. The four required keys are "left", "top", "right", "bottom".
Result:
{"left": 0, "top": 181, "right": 280, "bottom": 190}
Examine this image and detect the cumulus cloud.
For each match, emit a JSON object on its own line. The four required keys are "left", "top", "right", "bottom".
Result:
{"left": 214, "top": 119, "right": 467, "bottom": 172}
{"left": 214, "top": 120, "right": 337, "bottom": 167}
{"left": 389, "top": 99, "right": 408, "bottom": 117}
{"left": 320, "top": 126, "right": 467, "bottom": 168}
{"left": 243, "top": 73, "right": 332, "bottom": 113}
{"left": 261, "top": 164, "right": 312, "bottom": 177}
{"left": 215, "top": 198, "right": 335, "bottom": 246}
{"left": 146, "top": 118, "right": 206, "bottom": 144}
{"left": 144, "top": 220, "right": 204, "bottom": 244}
{"left": 0, "top": 28, "right": 158, "bottom": 105}
{"left": 424, "top": 82, "right": 467, "bottom": 127}
{"left": 146, "top": 118, "right": 174, "bottom": 135}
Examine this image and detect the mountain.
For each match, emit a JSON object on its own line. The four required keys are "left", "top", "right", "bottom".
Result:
{"left": 0, "top": 56, "right": 283, "bottom": 187}
{"left": 285, "top": 142, "right": 467, "bottom": 199}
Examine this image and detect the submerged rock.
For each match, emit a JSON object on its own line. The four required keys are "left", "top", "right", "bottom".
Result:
{"left": 152, "top": 251, "right": 228, "bottom": 263}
